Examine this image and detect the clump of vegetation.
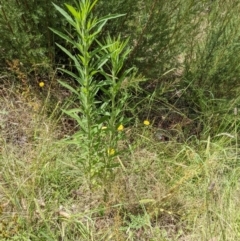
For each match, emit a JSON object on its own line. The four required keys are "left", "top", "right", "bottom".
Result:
{"left": 50, "top": 0, "right": 135, "bottom": 196}
{"left": 0, "top": 0, "right": 240, "bottom": 240}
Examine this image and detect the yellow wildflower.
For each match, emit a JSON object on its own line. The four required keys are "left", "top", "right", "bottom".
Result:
{"left": 117, "top": 124, "right": 124, "bottom": 131}
{"left": 101, "top": 126, "right": 107, "bottom": 130}
{"left": 143, "top": 120, "right": 150, "bottom": 126}
{"left": 39, "top": 82, "right": 45, "bottom": 87}
{"left": 108, "top": 148, "right": 115, "bottom": 156}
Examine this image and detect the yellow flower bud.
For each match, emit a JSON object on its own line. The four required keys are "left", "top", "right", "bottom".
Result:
{"left": 117, "top": 124, "right": 124, "bottom": 131}
{"left": 143, "top": 120, "right": 150, "bottom": 126}
{"left": 108, "top": 149, "right": 115, "bottom": 156}
{"left": 39, "top": 82, "right": 45, "bottom": 87}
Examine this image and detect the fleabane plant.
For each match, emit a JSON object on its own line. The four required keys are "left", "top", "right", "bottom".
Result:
{"left": 51, "top": 0, "right": 133, "bottom": 192}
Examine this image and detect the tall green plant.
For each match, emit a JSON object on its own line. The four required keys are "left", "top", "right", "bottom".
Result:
{"left": 51, "top": 0, "right": 134, "bottom": 194}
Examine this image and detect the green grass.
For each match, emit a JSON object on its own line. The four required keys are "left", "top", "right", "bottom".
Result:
{"left": 1, "top": 1, "right": 240, "bottom": 240}
{"left": 0, "top": 81, "right": 240, "bottom": 240}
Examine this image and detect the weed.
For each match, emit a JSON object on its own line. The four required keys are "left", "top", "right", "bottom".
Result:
{"left": 51, "top": 0, "right": 134, "bottom": 196}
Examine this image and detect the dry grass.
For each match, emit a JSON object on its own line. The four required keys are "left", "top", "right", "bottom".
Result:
{"left": 0, "top": 80, "right": 240, "bottom": 240}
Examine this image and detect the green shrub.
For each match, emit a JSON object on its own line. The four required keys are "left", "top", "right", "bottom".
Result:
{"left": 177, "top": 1, "right": 240, "bottom": 135}
{"left": 0, "top": 0, "right": 66, "bottom": 77}
{"left": 96, "top": 0, "right": 196, "bottom": 79}
{"left": 184, "top": 1, "right": 240, "bottom": 98}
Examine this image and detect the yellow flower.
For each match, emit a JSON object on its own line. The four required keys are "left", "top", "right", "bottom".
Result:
{"left": 108, "top": 148, "right": 115, "bottom": 156}
{"left": 101, "top": 126, "right": 107, "bottom": 130}
{"left": 117, "top": 124, "right": 124, "bottom": 131}
{"left": 143, "top": 120, "right": 150, "bottom": 126}
{"left": 39, "top": 82, "right": 45, "bottom": 87}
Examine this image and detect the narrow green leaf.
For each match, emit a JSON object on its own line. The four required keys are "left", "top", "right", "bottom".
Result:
{"left": 65, "top": 4, "right": 80, "bottom": 20}
{"left": 95, "top": 14, "right": 126, "bottom": 29}
{"left": 58, "top": 80, "right": 79, "bottom": 96}
{"left": 66, "top": 108, "right": 83, "bottom": 114}
{"left": 55, "top": 43, "right": 82, "bottom": 76}
{"left": 52, "top": 3, "right": 75, "bottom": 27}
{"left": 55, "top": 43, "right": 77, "bottom": 63}
{"left": 62, "top": 109, "right": 87, "bottom": 132}
{"left": 89, "top": 0, "right": 99, "bottom": 12}
{"left": 57, "top": 68, "right": 79, "bottom": 81}
{"left": 49, "top": 28, "right": 75, "bottom": 46}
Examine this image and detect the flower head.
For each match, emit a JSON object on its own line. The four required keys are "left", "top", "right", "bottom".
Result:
{"left": 39, "top": 82, "right": 45, "bottom": 88}
{"left": 117, "top": 124, "right": 124, "bottom": 131}
{"left": 108, "top": 148, "right": 115, "bottom": 156}
{"left": 101, "top": 126, "right": 107, "bottom": 130}
{"left": 143, "top": 120, "right": 150, "bottom": 126}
